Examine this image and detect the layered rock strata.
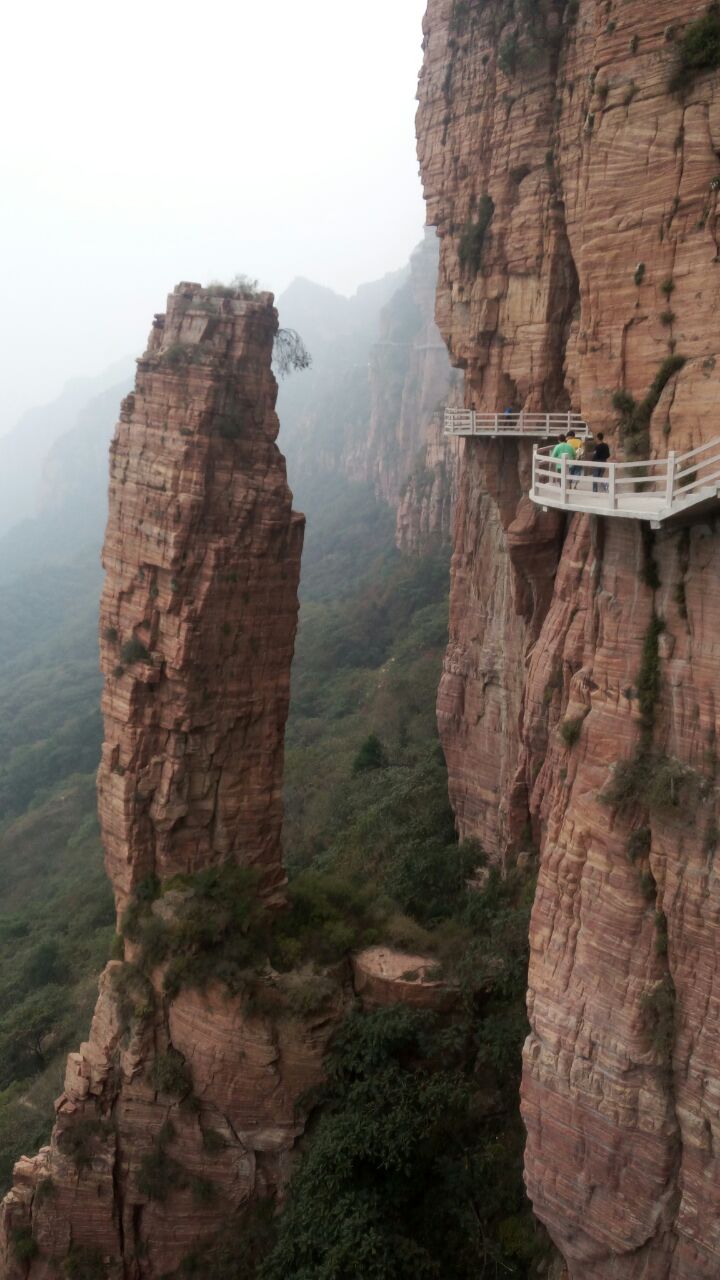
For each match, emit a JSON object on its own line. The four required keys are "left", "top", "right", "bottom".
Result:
{"left": 0, "top": 285, "right": 330, "bottom": 1279}
{"left": 417, "top": 0, "right": 720, "bottom": 1274}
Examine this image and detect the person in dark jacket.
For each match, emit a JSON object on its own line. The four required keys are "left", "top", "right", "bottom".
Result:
{"left": 592, "top": 432, "right": 610, "bottom": 492}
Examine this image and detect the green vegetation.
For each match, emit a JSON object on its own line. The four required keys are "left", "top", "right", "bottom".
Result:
{"left": 160, "top": 343, "right": 207, "bottom": 368}
{"left": 670, "top": 5, "right": 720, "bottom": 92}
{"left": 499, "top": 32, "right": 520, "bottom": 74}
{"left": 262, "top": 998, "right": 544, "bottom": 1280}
{"left": 120, "top": 636, "right": 149, "bottom": 664}
{"left": 626, "top": 825, "right": 651, "bottom": 862}
{"left": 605, "top": 750, "right": 704, "bottom": 812}
{"left": 559, "top": 716, "right": 585, "bottom": 748}
{"left": 458, "top": 195, "right": 495, "bottom": 274}
{"left": 57, "top": 1115, "right": 113, "bottom": 1171}
{"left": 0, "top": 777, "right": 113, "bottom": 1189}
{"left": 0, "top": 452, "right": 541, "bottom": 1277}
{"left": 64, "top": 1245, "right": 108, "bottom": 1280}
{"left": 642, "top": 976, "right": 676, "bottom": 1057}
{"left": 601, "top": 614, "right": 705, "bottom": 814}
{"left": 655, "top": 910, "right": 669, "bottom": 956}
{"left": 137, "top": 1145, "right": 189, "bottom": 1202}
{"left": 352, "top": 732, "right": 388, "bottom": 773}
{"left": 612, "top": 356, "right": 687, "bottom": 458}
{"left": 640, "top": 525, "right": 661, "bottom": 590}
{"left": 12, "top": 1226, "right": 39, "bottom": 1262}
{"left": 137, "top": 1120, "right": 215, "bottom": 1205}
{"left": 150, "top": 1050, "right": 193, "bottom": 1097}
{"left": 637, "top": 614, "right": 664, "bottom": 732}
{"left": 206, "top": 274, "right": 259, "bottom": 298}
{"left": 121, "top": 862, "right": 386, "bottom": 1001}
{"left": 174, "top": 862, "right": 543, "bottom": 1279}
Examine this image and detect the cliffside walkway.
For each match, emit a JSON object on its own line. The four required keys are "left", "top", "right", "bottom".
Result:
{"left": 531, "top": 438, "right": 720, "bottom": 527}
{"left": 444, "top": 409, "right": 590, "bottom": 438}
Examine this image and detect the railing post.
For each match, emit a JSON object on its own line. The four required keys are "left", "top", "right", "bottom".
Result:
{"left": 493, "top": 413, "right": 498, "bottom": 435}
{"left": 518, "top": 410, "right": 524, "bottom": 434}
{"left": 560, "top": 454, "right": 568, "bottom": 505}
{"left": 608, "top": 463, "right": 616, "bottom": 510}
{"left": 666, "top": 451, "right": 676, "bottom": 508}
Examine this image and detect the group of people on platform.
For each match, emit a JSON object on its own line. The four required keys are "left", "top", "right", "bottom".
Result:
{"left": 551, "top": 431, "right": 610, "bottom": 492}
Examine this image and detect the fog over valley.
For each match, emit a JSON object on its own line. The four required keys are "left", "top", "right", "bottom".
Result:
{"left": 1, "top": 0, "right": 426, "bottom": 437}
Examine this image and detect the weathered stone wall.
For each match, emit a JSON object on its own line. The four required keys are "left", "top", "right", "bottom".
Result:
{"left": 0, "top": 286, "right": 329, "bottom": 1280}
{"left": 417, "top": 0, "right": 720, "bottom": 1273}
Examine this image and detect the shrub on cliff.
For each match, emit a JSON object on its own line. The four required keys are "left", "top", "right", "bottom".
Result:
{"left": 63, "top": 1247, "right": 108, "bottom": 1280}
{"left": 119, "top": 635, "right": 149, "bottom": 665}
{"left": 612, "top": 355, "right": 686, "bottom": 458}
{"left": 558, "top": 716, "right": 584, "bottom": 748}
{"left": 670, "top": 5, "right": 720, "bottom": 91}
{"left": 12, "top": 1227, "right": 38, "bottom": 1263}
{"left": 121, "top": 860, "right": 386, "bottom": 996}
{"left": 273, "top": 328, "right": 312, "bottom": 378}
{"left": 458, "top": 195, "right": 495, "bottom": 274}
{"left": 57, "top": 1115, "right": 113, "bottom": 1171}
{"left": 150, "top": 1050, "right": 193, "bottom": 1097}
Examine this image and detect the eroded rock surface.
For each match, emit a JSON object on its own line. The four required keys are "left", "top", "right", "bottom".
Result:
{"left": 0, "top": 285, "right": 336, "bottom": 1280}
{"left": 417, "top": 0, "right": 720, "bottom": 1274}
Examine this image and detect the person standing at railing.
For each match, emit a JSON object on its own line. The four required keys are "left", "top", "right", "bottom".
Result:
{"left": 567, "top": 429, "right": 584, "bottom": 487}
{"left": 592, "top": 433, "right": 610, "bottom": 492}
{"left": 552, "top": 434, "right": 576, "bottom": 482}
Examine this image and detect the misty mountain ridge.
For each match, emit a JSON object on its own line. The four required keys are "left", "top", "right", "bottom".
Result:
{"left": 0, "top": 358, "right": 134, "bottom": 540}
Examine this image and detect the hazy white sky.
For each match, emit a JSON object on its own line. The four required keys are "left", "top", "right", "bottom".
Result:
{"left": 1, "top": 0, "right": 428, "bottom": 433}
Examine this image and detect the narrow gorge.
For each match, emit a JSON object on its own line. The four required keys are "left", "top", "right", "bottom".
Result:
{"left": 416, "top": 0, "right": 720, "bottom": 1275}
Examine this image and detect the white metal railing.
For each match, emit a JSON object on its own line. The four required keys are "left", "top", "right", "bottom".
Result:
{"left": 530, "top": 437, "right": 720, "bottom": 523}
{"left": 444, "top": 409, "right": 590, "bottom": 438}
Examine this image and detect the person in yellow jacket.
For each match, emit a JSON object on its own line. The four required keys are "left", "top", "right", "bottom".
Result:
{"left": 567, "top": 430, "right": 584, "bottom": 486}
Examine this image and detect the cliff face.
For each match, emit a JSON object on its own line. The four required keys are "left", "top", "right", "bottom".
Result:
{"left": 97, "top": 286, "right": 303, "bottom": 916}
{"left": 0, "top": 286, "right": 340, "bottom": 1279}
{"left": 417, "top": 1, "right": 720, "bottom": 1275}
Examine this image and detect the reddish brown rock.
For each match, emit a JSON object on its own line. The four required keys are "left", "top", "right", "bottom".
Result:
{"left": 352, "top": 945, "right": 458, "bottom": 1010}
{"left": 0, "top": 285, "right": 345, "bottom": 1280}
{"left": 417, "top": 0, "right": 720, "bottom": 1274}
{"left": 97, "top": 283, "right": 304, "bottom": 917}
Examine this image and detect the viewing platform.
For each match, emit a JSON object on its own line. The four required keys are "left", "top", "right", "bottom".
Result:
{"left": 531, "top": 439, "right": 720, "bottom": 527}
{"left": 444, "top": 409, "right": 590, "bottom": 439}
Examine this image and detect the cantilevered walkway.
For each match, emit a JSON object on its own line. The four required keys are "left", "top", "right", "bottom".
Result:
{"left": 530, "top": 439, "right": 720, "bottom": 527}
{"left": 443, "top": 409, "right": 590, "bottom": 439}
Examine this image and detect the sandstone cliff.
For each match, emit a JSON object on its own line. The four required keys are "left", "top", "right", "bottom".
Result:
{"left": 417, "top": 0, "right": 720, "bottom": 1275}
{"left": 0, "top": 285, "right": 337, "bottom": 1280}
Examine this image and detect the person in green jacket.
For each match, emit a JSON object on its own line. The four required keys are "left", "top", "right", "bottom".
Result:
{"left": 551, "top": 434, "right": 576, "bottom": 480}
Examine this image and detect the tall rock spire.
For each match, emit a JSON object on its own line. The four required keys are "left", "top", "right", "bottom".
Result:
{"left": 98, "top": 283, "right": 303, "bottom": 913}
{"left": 0, "top": 284, "right": 343, "bottom": 1280}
